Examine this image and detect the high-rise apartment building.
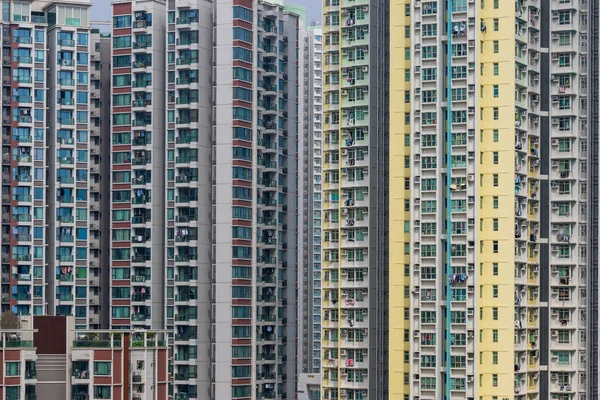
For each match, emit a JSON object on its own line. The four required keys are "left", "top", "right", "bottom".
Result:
{"left": 321, "top": 0, "right": 389, "bottom": 397}
{"left": 1, "top": 0, "right": 49, "bottom": 317}
{"left": 1, "top": 0, "right": 109, "bottom": 325}
{"left": 213, "top": 2, "right": 302, "bottom": 398}
{"left": 166, "top": 0, "right": 212, "bottom": 397}
{"left": 390, "top": 0, "right": 594, "bottom": 399}
{"left": 110, "top": 0, "right": 166, "bottom": 330}
{"left": 301, "top": 23, "right": 323, "bottom": 375}
{"left": 0, "top": 315, "right": 170, "bottom": 400}
{"left": 109, "top": 0, "right": 304, "bottom": 398}
{"left": 45, "top": 0, "right": 103, "bottom": 329}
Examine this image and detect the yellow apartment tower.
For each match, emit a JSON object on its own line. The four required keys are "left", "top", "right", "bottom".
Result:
{"left": 388, "top": 0, "right": 592, "bottom": 399}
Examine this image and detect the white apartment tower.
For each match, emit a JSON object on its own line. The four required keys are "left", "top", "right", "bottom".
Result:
{"left": 301, "top": 23, "right": 323, "bottom": 375}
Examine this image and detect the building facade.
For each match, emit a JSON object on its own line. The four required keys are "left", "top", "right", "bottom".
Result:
{"left": 0, "top": 315, "right": 170, "bottom": 400}
{"left": 45, "top": 0, "right": 103, "bottom": 329}
{"left": 390, "top": 0, "right": 594, "bottom": 399}
{"left": 301, "top": 23, "right": 323, "bottom": 375}
{"left": 213, "top": 1, "right": 302, "bottom": 398}
{"left": 321, "top": 0, "right": 389, "bottom": 397}
{"left": 0, "top": 0, "right": 109, "bottom": 326}
{"left": 110, "top": 0, "right": 166, "bottom": 331}
{"left": 165, "top": 0, "right": 212, "bottom": 397}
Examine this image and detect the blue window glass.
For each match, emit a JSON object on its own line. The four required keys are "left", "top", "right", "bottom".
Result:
{"left": 34, "top": 69, "right": 44, "bottom": 82}
{"left": 34, "top": 89, "right": 43, "bottom": 102}
{"left": 33, "top": 227, "right": 43, "bottom": 239}
{"left": 33, "top": 187, "right": 43, "bottom": 200}
{"left": 76, "top": 130, "right": 87, "bottom": 143}
{"left": 76, "top": 91, "right": 87, "bottom": 104}
{"left": 75, "top": 286, "right": 86, "bottom": 298}
{"left": 76, "top": 169, "right": 87, "bottom": 181}
{"left": 77, "top": 72, "right": 88, "bottom": 84}
{"left": 77, "top": 52, "right": 88, "bottom": 65}
{"left": 76, "top": 247, "right": 87, "bottom": 260}
{"left": 76, "top": 111, "right": 87, "bottom": 123}
{"left": 77, "top": 33, "right": 88, "bottom": 45}
{"left": 33, "top": 247, "right": 43, "bottom": 259}
{"left": 76, "top": 228, "right": 87, "bottom": 240}
{"left": 76, "top": 189, "right": 87, "bottom": 201}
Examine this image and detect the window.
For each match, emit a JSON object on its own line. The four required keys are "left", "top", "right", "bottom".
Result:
{"left": 493, "top": 174, "right": 498, "bottom": 186}
{"left": 113, "top": 35, "right": 131, "bottom": 49}
{"left": 559, "top": 53, "right": 572, "bottom": 67}
{"left": 35, "top": 30, "right": 44, "bottom": 43}
{"left": 113, "top": 15, "right": 132, "bottom": 28}
{"left": 77, "top": 33, "right": 88, "bottom": 45}
{"left": 113, "top": 74, "right": 131, "bottom": 87}
{"left": 5, "top": 362, "right": 20, "bottom": 376}
{"left": 92, "top": 361, "right": 111, "bottom": 376}
{"left": 492, "top": 329, "right": 498, "bottom": 342}
{"left": 113, "top": 55, "right": 131, "bottom": 68}
{"left": 492, "top": 374, "right": 498, "bottom": 386}
{"left": 233, "top": 6, "right": 252, "bottom": 22}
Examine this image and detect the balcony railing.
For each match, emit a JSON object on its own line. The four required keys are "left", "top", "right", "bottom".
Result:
{"left": 58, "top": 39, "right": 75, "bottom": 47}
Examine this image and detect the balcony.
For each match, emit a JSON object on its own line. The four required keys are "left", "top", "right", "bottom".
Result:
{"left": 132, "top": 137, "right": 151, "bottom": 146}
{"left": 132, "top": 313, "right": 149, "bottom": 321}
{"left": 132, "top": 99, "right": 151, "bottom": 107}
{"left": 132, "top": 119, "right": 151, "bottom": 127}
{"left": 133, "top": 61, "right": 151, "bottom": 69}
{"left": 14, "top": 76, "right": 32, "bottom": 84}
{"left": 57, "top": 118, "right": 74, "bottom": 125}
{"left": 132, "top": 156, "right": 149, "bottom": 166}
{"left": 131, "top": 293, "right": 151, "bottom": 302}
{"left": 15, "top": 174, "right": 32, "bottom": 182}
{"left": 175, "top": 274, "right": 198, "bottom": 282}
{"left": 13, "top": 292, "right": 32, "bottom": 301}
{"left": 57, "top": 215, "right": 74, "bottom": 223}
{"left": 57, "top": 137, "right": 75, "bottom": 145}
{"left": 175, "top": 293, "right": 198, "bottom": 301}
{"left": 13, "top": 96, "right": 32, "bottom": 104}
{"left": 58, "top": 39, "right": 75, "bottom": 47}
{"left": 175, "top": 254, "right": 198, "bottom": 262}
{"left": 132, "top": 254, "right": 149, "bottom": 263}
{"left": 14, "top": 56, "right": 32, "bottom": 64}
{"left": 175, "top": 156, "right": 198, "bottom": 164}
{"left": 133, "top": 80, "right": 150, "bottom": 88}
{"left": 133, "top": 41, "right": 151, "bottom": 49}
{"left": 176, "top": 77, "right": 199, "bottom": 85}
{"left": 56, "top": 293, "right": 73, "bottom": 301}
{"left": 176, "top": 58, "right": 198, "bottom": 66}
{"left": 57, "top": 273, "right": 73, "bottom": 282}
{"left": 14, "top": 115, "right": 32, "bottom": 124}
{"left": 58, "top": 59, "right": 75, "bottom": 67}
{"left": 176, "top": 17, "right": 199, "bottom": 25}
{"left": 13, "top": 154, "right": 32, "bottom": 163}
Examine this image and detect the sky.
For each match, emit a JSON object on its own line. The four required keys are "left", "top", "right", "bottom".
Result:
{"left": 91, "top": 0, "right": 322, "bottom": 28}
